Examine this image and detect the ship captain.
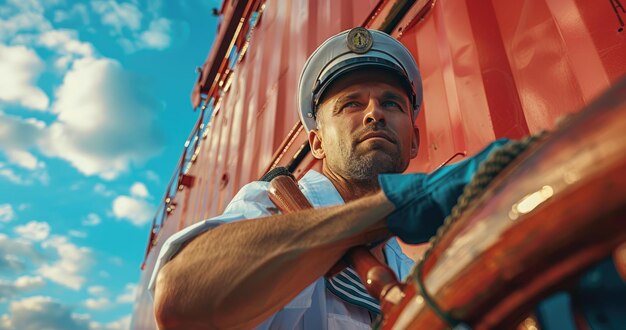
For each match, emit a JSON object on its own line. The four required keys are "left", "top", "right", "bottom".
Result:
{"left": 149, "top": 27, "right": 504, "bottom": 329}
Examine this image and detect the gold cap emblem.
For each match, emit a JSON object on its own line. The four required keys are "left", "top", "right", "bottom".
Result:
{"left": 347, "top": 27, "right": 373, "bottom": 54}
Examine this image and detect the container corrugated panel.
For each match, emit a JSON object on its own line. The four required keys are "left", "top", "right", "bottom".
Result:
{"left": 397, "top": 0, "right": 625, "bottom": 173}
{"left": 131, "top": 0, "right": 625, "bottom": 328}
{"left": 131, "top": 0, "right": 380, "bottom": 328}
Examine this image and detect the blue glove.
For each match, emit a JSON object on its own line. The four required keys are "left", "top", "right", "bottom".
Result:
{"left": 379, "top": 139, "right": 510, "bottom": 244}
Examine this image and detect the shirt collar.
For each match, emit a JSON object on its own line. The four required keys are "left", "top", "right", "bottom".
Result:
{"left": 298, "top": 169, "right": 413, "bottom": 273}
{"left": 299, "top": 170, "right": 345, "bottom": 208}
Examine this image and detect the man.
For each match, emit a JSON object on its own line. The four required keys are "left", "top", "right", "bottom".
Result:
{"left": 150, "top": 28, "right": 504, "bottom": 329}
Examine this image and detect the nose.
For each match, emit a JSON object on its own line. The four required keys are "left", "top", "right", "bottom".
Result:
{"left": 363, "top": 100, "right": 386, "bottom": 126}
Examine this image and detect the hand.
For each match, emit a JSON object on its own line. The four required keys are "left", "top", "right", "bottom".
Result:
{"left": 379, "top": 139, "right": 509, "bottom": 244}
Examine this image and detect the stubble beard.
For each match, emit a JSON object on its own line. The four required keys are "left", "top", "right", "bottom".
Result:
{"left": 331, "top": 141, "right": 405, "bottom": 188}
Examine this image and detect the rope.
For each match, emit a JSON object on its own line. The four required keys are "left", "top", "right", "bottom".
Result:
{"left": 412, "top": 132, "right": 548, "bottom": 327}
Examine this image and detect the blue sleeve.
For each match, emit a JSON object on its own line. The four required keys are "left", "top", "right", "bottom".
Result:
{"left": 380, "top": 138, "right": 510, "bottom": 244}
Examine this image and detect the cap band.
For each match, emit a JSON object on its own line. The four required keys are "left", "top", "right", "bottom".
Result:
{"left": 311, "top": 57, "right": 417, "bottom": 118}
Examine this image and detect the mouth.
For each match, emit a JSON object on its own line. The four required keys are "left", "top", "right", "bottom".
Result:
{"left": 359, "top": 131, "right": 396, "bottom": 144}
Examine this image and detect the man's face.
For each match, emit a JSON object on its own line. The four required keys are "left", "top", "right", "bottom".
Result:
{"left": 309, "top": 69, "right": 419, "bottom": 181}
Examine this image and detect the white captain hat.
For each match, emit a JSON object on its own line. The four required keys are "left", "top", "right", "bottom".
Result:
{"left": 298, "top": 27, "right": 423, "bottom": 132}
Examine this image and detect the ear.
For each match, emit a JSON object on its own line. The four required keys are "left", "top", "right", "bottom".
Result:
{"left": 410, "top": 126, "right": 420, "bottom": 158}
{"left": 309, "top": 129, "right": 325, "bottom": 160}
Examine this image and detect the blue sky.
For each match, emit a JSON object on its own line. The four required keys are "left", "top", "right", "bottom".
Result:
{"left": 0, "top": 0, "right": 220, "bottom": 328}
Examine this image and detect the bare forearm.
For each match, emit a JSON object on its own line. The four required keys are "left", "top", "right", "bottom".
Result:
{"left": 154, "top": 191, "right": 394, "bottom": 329}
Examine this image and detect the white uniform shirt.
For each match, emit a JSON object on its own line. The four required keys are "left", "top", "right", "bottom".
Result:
{"left": 149, "top": 170, "right": 414, "bottom": 329}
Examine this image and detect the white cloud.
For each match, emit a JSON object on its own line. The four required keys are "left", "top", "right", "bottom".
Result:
{"left": 115, "top": 283, "right": 137, "bottom": 304}
{"left": 14, "top": 221, "right": 50, "bottom": 241}
{"left": 0, "top": 10, "right": 51, "bottom": 43}
{"left": 90, "top": 0, "right": 175, "bottom": 52}
{"left": 0, "top": 162, "right": 49, "bottom": 186}
{"left": 37, "top": 29, "right": 95, "bottom": 71}
{"left": 109, "top": 256, "right": 123, "bottom": 267}
{"left": 0, "top": 113, "right": 48, "bottom": 184}
{"left": 14, "top": 275, "right": 44, "bottom": 290}
{"left": 88, "top": 314, "right": 131, "bottom": 330}
{"left": 129, "top": 182, "right": 149, "bottom": 198}
{"left": 0, "top": 0, "right": 96, "bottom": 73}
{"left": 0, "top": 0, "right": 96, "bottom": 77}
{"left": 4, "top": 0, "right": 45, "bottom": 13}
{"left": 87, "top": 285, "right": 107, "bottom": 296}
{"left": 0, "top": 280, "right": 19, "bottom": 303}
{"left": 39, "top": 30, "right": 94, "bottom": 57}
{"left": 145, "top": 170, "right": 160, "bottom": 183}
{"left": 0, "top": 276, "right": 44, "bottom": 303}
{"left": 111, "top": 181, "right": 155, "bottom": 226}
{"left": 38, "top": 236, "right": 93, "bottom": 290}
{"left": 0, "top": 296, "right": 92, "bottom": 330}
{"left": 0, "top": 204, "right": 16, "bottom": 222}
{"left": 52, "top": 10, "right": 70, "bottom": 23}
{"left": 0, "top": 233, "right": 44, "bottom": 273}
{"left": 117, "top": 38, "right": 135, "bottom": 52}
{"left": 0, "top": 254, "right": 25, "bottom": 272}
{"left": 92, "top": 0, "right": 143, "bottom": 33}
{"left": 4, "top": 150, "right": 44, "bottom": 170}
{"left": 0, "top": 44, "right": 49, "bottom": 110}
{"left": 41, "top": 57, "right": 163, "bottom": 179}
{"left": 101, "top": 314, "right": 131, "bottom": 330}
{"left": 84, "top": 297, "right": 110, "bottom": 310}
{"left": 0, "top": 166, "right": 25, "bottom": 185}
{"left": 93, "top": 184, "right": 115, "bottom": 197}
{"left": 112, "top": 195, "right": 154, "bottom": 226}
{"left": 68, "top": 230, "right": 87, "bottom": 238}
{"left": 0, "top": 112, "right": 45, "bottom": 151}
{"left": 81, "top": 213, "right": 101, "bottom": 226}
{"left": 54, "top": 55, "right": 73, "bottom": 71}
{"left": 83, "top": 285, "right": 117, "bottom": 312}
{"left": 138, "top": 18, "right": 171, "bottom": 50}
{"left": 53, "top": 3, "right": 90, "bottom": 25}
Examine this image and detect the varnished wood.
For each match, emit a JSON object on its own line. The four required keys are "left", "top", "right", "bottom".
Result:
{"left": 268, "top": 176, "right": 314, "bottom": 211}
{"left": 613, "top": 243, "right": 626, "bottom": 282}
{"left": 516, "top": 314, "right": 541, "bottom": 330}
{"left": 267, "top": 175, "right": 401, "bottom": 303}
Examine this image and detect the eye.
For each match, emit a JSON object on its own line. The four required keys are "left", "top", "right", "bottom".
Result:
{"left": 342, "top": 101, "right": 362, "bottom": 109}
{"left": 382, "top": 100, "right": 404, "bottom": 111}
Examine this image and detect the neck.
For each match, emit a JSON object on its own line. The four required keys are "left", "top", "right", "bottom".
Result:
{"left": 322, "top": 165, "right": 381, "bottom": 202}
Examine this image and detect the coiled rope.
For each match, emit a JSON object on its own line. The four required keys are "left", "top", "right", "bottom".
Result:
{"left": 398, "top": 132, "right": 548, "bottom": 328}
